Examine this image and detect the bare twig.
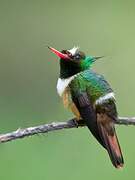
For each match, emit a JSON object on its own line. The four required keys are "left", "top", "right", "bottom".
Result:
{"left": 116, "top": 117, "right": 135, "bottom": 125}
{"left": 0, "top": 117, "right": 135, "bottom": 143}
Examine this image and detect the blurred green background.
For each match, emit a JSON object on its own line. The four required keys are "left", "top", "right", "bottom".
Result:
{"left": 0, "top": 0, "right": 135, "bottom": 179}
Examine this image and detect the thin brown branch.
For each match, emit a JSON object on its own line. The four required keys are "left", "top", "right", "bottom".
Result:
{"left": 0, "top": 117, "right": 135, "bottom": 143}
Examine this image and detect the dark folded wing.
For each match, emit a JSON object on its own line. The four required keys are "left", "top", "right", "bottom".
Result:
{"left": 71, "top": 91, "right": 106, "bottom": 148}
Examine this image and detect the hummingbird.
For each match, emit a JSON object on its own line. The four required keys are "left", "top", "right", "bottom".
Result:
{"left": 48, "top": 46, "right": 124, "bottom": 168}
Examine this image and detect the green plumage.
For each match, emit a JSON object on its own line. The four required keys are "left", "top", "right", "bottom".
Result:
{"left": 69, "top": 69, "right": 112, "bottom": 103}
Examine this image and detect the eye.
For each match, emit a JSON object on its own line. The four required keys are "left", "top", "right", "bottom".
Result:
{"left": 75, "top": 54, "right": 81, "bottom": 60}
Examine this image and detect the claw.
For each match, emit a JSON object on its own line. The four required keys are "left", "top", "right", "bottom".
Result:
{"left": 68, "top": 118, "right": 85, "bottom": 127}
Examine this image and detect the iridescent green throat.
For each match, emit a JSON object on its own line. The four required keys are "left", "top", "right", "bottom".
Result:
{"left": 59, "top": 56, "right": 94, "bottom": 79}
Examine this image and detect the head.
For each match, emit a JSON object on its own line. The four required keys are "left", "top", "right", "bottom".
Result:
{"left": 48, "top": 46, "right": 103, "bottom": 78}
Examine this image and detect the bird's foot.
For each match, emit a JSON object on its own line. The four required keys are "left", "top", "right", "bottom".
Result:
{"left": 77, "top": 119, "right": 86, "bottom": 126}
{"left": 67, "top": 118, "right": 86, "bottom": 128}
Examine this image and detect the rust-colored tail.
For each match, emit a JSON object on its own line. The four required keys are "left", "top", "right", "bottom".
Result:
{"left": 99, "top": 124, "right": 124, "bottom": 168}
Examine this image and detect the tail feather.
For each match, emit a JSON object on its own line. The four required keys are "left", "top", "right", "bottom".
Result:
{"left": 99, "top": 124, "right": 124, "bottom": 168}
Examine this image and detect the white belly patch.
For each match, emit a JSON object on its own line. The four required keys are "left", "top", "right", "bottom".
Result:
{"left": 57, "top": 75, "right": 76, "bottom": 96}
{"left": 95, "top": 92, "right": 115, "bottom": 104}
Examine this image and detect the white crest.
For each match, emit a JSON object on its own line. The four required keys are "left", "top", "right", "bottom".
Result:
{"left": 68, "top": 46, "right": 79, "bottom": 56}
